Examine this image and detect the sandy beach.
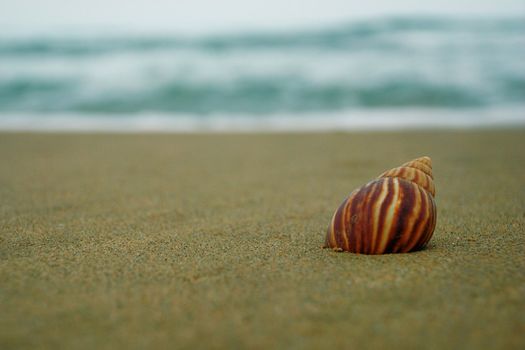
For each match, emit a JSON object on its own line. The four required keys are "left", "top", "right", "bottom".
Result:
{"left": 1, "top": 130, "right": 524, "bottom": 349}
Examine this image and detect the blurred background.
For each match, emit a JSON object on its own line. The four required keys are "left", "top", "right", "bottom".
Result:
{"left": 0, "top": 0, "right": 524, "bottom": 131}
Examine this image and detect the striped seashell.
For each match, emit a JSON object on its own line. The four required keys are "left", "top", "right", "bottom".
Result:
{"left": 324, "top": 156, "right": 437, "bottom": 254}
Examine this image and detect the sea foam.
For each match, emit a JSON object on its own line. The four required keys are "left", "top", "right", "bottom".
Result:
{"left": 0, "top": 17, "right": 524, "bottom": 130}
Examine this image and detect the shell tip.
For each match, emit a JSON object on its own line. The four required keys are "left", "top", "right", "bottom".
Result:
{"left": 415, "top": 156, "right": 432, "bottom": 167}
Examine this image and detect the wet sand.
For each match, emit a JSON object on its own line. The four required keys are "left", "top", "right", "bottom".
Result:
{"left": 1, "top": 130, "right": 524, "bottom": 349}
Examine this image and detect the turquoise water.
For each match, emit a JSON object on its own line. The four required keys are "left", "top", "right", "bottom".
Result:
{"left": 0, "top": 16, "right": 524, "bottom": 130}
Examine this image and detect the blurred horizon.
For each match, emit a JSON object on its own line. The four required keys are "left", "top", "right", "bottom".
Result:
{"left": 2, "top": 0, "right": 524, "bottom": 35}
{"left": 1, "top": 1, "right": 524, "bottom": 131}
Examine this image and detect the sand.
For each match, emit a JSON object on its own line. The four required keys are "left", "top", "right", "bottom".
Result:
{"left": 1, "top": 130, "right": 524, "bottom": 349}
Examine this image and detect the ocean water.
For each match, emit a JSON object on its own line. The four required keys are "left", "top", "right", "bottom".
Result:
{"left": 1, "top": 16, "right": 524, "bottom": 131}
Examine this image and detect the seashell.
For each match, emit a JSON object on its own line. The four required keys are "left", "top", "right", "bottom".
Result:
{"left": 324, "top": 156, "right": 437, "bottom": 254}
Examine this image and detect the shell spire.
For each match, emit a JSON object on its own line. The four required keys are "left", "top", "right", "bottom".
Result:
{"left": 379, "top": 156, "right": 435, "bottom": 196}
{"left": 324, "top": 156, "right": 437, "bottom": 254}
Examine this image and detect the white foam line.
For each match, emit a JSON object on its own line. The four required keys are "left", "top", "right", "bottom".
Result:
{"left": 0, "top": 108, "right": 524, "bottom": 132}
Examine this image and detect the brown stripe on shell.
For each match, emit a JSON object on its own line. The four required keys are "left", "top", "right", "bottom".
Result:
{"left": 348, "top": 185, "right": 369, "bottom": 253}
{"left": 373, "top": 178, "right": 394, "bottom": 254}
{"left": 375, "top": 177, "right": 399, "bottom": 254}
{"left": 383, "top": 178, "right": 404, "bottom": 254}
{"left": 340, "top": 192, "right": 357, "bottom": 251}
{"left": 410, "top": 192, "right": 435, "bottom": 252}
{"left": 419, "top": 195, "right": 437, "bottom": 248}
{"left": 393, "top": 181, "right": 422, "bottom": 253}
{"left": 358, "top": 184, "right": 372, "bottom": 254}
{"left": 363, "top": 181, "right": 383, "bottom": 254}
{"left": 404, "top": 184, "right": 430, "bottom": 252}
{"left": 377, "top": 178, "right": 400, "bottom": 254}
{"left": 370, "top": 181, "right": 388, "bottom": 254}
{"left": 385, "top": 179, "right": 416, "bottom": 253}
